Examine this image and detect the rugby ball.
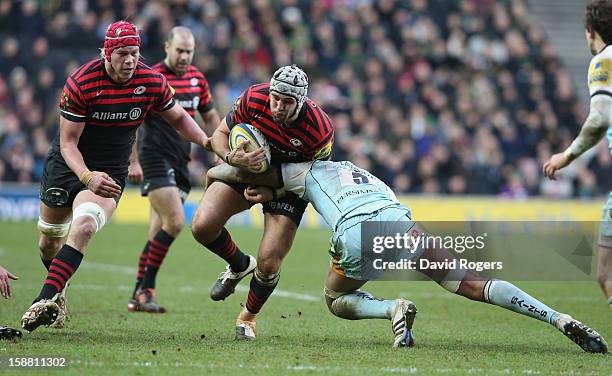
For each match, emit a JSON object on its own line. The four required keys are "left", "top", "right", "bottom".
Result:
{"left": 228, "top": 123, "right": 271, "bottom": 173}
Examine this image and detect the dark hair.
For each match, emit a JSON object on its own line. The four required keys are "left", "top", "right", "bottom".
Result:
{"left": 586, "top": 0, "right": 612, "bottom": 44}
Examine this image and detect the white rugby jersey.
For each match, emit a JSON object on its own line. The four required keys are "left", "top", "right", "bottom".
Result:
{"left": 587, "top": 45, "right": 612, "bottom": 153}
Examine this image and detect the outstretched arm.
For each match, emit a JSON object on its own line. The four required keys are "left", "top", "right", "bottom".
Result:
{"left": 206, "top": 163, "right": 286, "bottom": 203}
{"left": 158, "top": 104, "right": 211, "bottom": 151}
{"left": 206, "top": 163, "right": 282, "bottom": 189}
{"left": 543, "top": 93, "right": 612, "bottom": 179}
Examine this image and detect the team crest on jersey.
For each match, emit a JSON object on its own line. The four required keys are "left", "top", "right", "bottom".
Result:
{"left": 129, "top": 107, "right": 142, "bottom": 120}
{"left": 60, "top": 92, "right": 70, "bottom": 110}
{"left": 190, "top": 78, "right": 198, "bottom": 86}
{"left": 290, "top": 138, "right": 302, "bottom": 147}
{"left": 134, "top": 86, "right": 146, "bottom": 95}
{"left": 588, "top": 58, "right": 612, "bottom": 88}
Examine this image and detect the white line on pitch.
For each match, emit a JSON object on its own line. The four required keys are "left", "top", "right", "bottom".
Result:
{"left": 64, "top": 261, "right": 321, "bottom": 302}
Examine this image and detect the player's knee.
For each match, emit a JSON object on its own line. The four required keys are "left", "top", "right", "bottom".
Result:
{"left": 596, "top": 268, "right": 611, "bottom": 289}
{"left": 71, "top": 216, "right": 98, "bottom": 239}
{"left": 71, "top": 202, "right": 107, "bottom": 239}
{"left": 324, "top": 287, "right": 346, "bottom": 316}
{"left": 457, "top": 278, "right": 485, "bottom": 301}
{"left": 164, "top": 214, "right": 184, "bottom": 237}
{"left": 37, "top": 218, "right": 70, "bottom": 257}
{"left": 191, "top": 214, "right": 219, "bottom": 242}
{"left": 256, "top": 255, "right": 282, "bottom": 275}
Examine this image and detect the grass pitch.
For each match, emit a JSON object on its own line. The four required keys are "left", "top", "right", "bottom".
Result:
{"left": 0, "top": 221, "right": 609, "bottom": 375}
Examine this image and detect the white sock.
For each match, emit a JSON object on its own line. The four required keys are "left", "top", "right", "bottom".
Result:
{"left": 331, "top": 290, "right": 397, "bottom": 320}
{"left": 484, "top": 280, "right": 558, "bottom": 325}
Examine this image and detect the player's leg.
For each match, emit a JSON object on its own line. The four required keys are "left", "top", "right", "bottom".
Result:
{"left": 597, "top": 193, "right": 612, "bottom": 307}
{"left": 133, "top": 186, "right": 184, "bottom": 313}
{"left": 128, "top": 206, "right": 159, "bottom": 310}
{"left": 130, "top": 155, "right": 173, "bottom": 309}
{"left": 323, "top": 209, "right": 417, "bottom": 347}
{"left": 37, "top": 202, "right": 71, "bottom": 272}
{"left": 235, "top": 211, "right": 299, "bottom": 340}
{"left": 414, "top": 240, "right": 608, "bottom": 353}
{"left": 22, "top": 190, "right": 117, "bottom": 332}
{"left": 36, "top": 162, "right": 78, "bottom": 330}
{"left": 596, "top": 244, "right": 612, "bottom": 307}
{"left": 191, "top": 181, "right": 254, "bottom": 300}
{"left": 37, "top": 203, "right": 72, "bottom": 329}
{"left": 324, "top": 268, "right": 416, "bottom": 348}
{"left": 37, "top": 156, "right": 74, "bottom": 270}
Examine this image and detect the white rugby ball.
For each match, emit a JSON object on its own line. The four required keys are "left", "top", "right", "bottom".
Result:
{"left": 228, "top": 123, "right": 271, "bottom": 173}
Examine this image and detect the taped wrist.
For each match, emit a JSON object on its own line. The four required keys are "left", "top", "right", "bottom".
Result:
{"left": 79, "top": 171, "right": 95, "bottom": 187}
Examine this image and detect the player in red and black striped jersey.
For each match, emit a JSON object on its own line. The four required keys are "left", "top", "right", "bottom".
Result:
{"left": 191, "top": 65, "right": 334, "bottom": 340}
{"left": 126, "top": 27, "right": 220, "bottom": 313}
{"left": 21, "top": 21, "right": 212, "bottom": 333}
{"left": 225, "top": 83, "right": 334, "bottom": 163}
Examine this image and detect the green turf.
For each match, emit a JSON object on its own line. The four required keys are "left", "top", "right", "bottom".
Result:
{"left": 0, "top": 221, "right": 609, "bottom": 375}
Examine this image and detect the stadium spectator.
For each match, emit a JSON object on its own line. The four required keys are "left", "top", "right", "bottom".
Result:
{"left": 0, "top": 0, "right": 607, "bottom": 198}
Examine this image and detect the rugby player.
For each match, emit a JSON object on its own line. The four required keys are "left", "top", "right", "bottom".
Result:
{"left": 207, "top": 161, "right": 608, "bottom": 353}
{"left": 126, "top": 26, "right": 220, "bottom": 313}
{"left": 21, "top": 21, "right": 211, "bottom": 332}
{"left": 190, "top": 65, "right": 334, "bottom": 339}
{"left": 544, "top": 0, "right": 612, "bottom": 308}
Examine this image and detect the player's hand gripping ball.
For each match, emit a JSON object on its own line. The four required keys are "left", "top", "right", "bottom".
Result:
{"left": 228, "top": 123, "right": 271, "bottom": 173}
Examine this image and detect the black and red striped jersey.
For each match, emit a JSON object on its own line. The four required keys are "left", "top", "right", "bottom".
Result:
{"left": 225, "top": 83, "right": 334, "bottom": 163}
{"left": 54, "top": 59, "right": 175, "bottom": 173}
{"left": 139, "top": 62, "right": 214, "bottom": 164}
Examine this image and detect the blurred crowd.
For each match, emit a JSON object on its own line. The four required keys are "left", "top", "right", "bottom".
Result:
{"left": 0, "top": 0, "right": 610, "bottom": 198}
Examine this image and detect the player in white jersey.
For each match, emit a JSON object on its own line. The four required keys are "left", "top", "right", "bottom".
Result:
{"left": 208, "top": 161, "right": 607, "bottom": 353}
{"left": 544, "top": 0, "right": 612, "bottom": 308}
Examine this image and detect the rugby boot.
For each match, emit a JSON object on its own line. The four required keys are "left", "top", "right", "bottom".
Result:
{"left": 210, "top": 255, "right": 256, "bottom": 301}
{"left": 21, "top": 295, "right": 60, "bottom": 332}
{"left": 134, "top": 288, "right": 167, "bottom": 313}
{"left": 391, "top": 299, "right": 417, "bottom": 348}
{"left": 554, "top": 313, "right": 607, "bottom": 353}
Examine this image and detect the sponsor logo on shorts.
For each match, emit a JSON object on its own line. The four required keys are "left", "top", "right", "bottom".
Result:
{"left": 269, "top": 202, "right": 295, "bottom": 213}
{"left": 167, "top": 168, "right": 176, "bottom": 185}
{"left": 43, "top": 187, "right": 69, "bottom": 207}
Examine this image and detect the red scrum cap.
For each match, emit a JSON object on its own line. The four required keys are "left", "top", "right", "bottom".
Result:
{"left": 104, "top": 21, "right": 140, "bottom": 62}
